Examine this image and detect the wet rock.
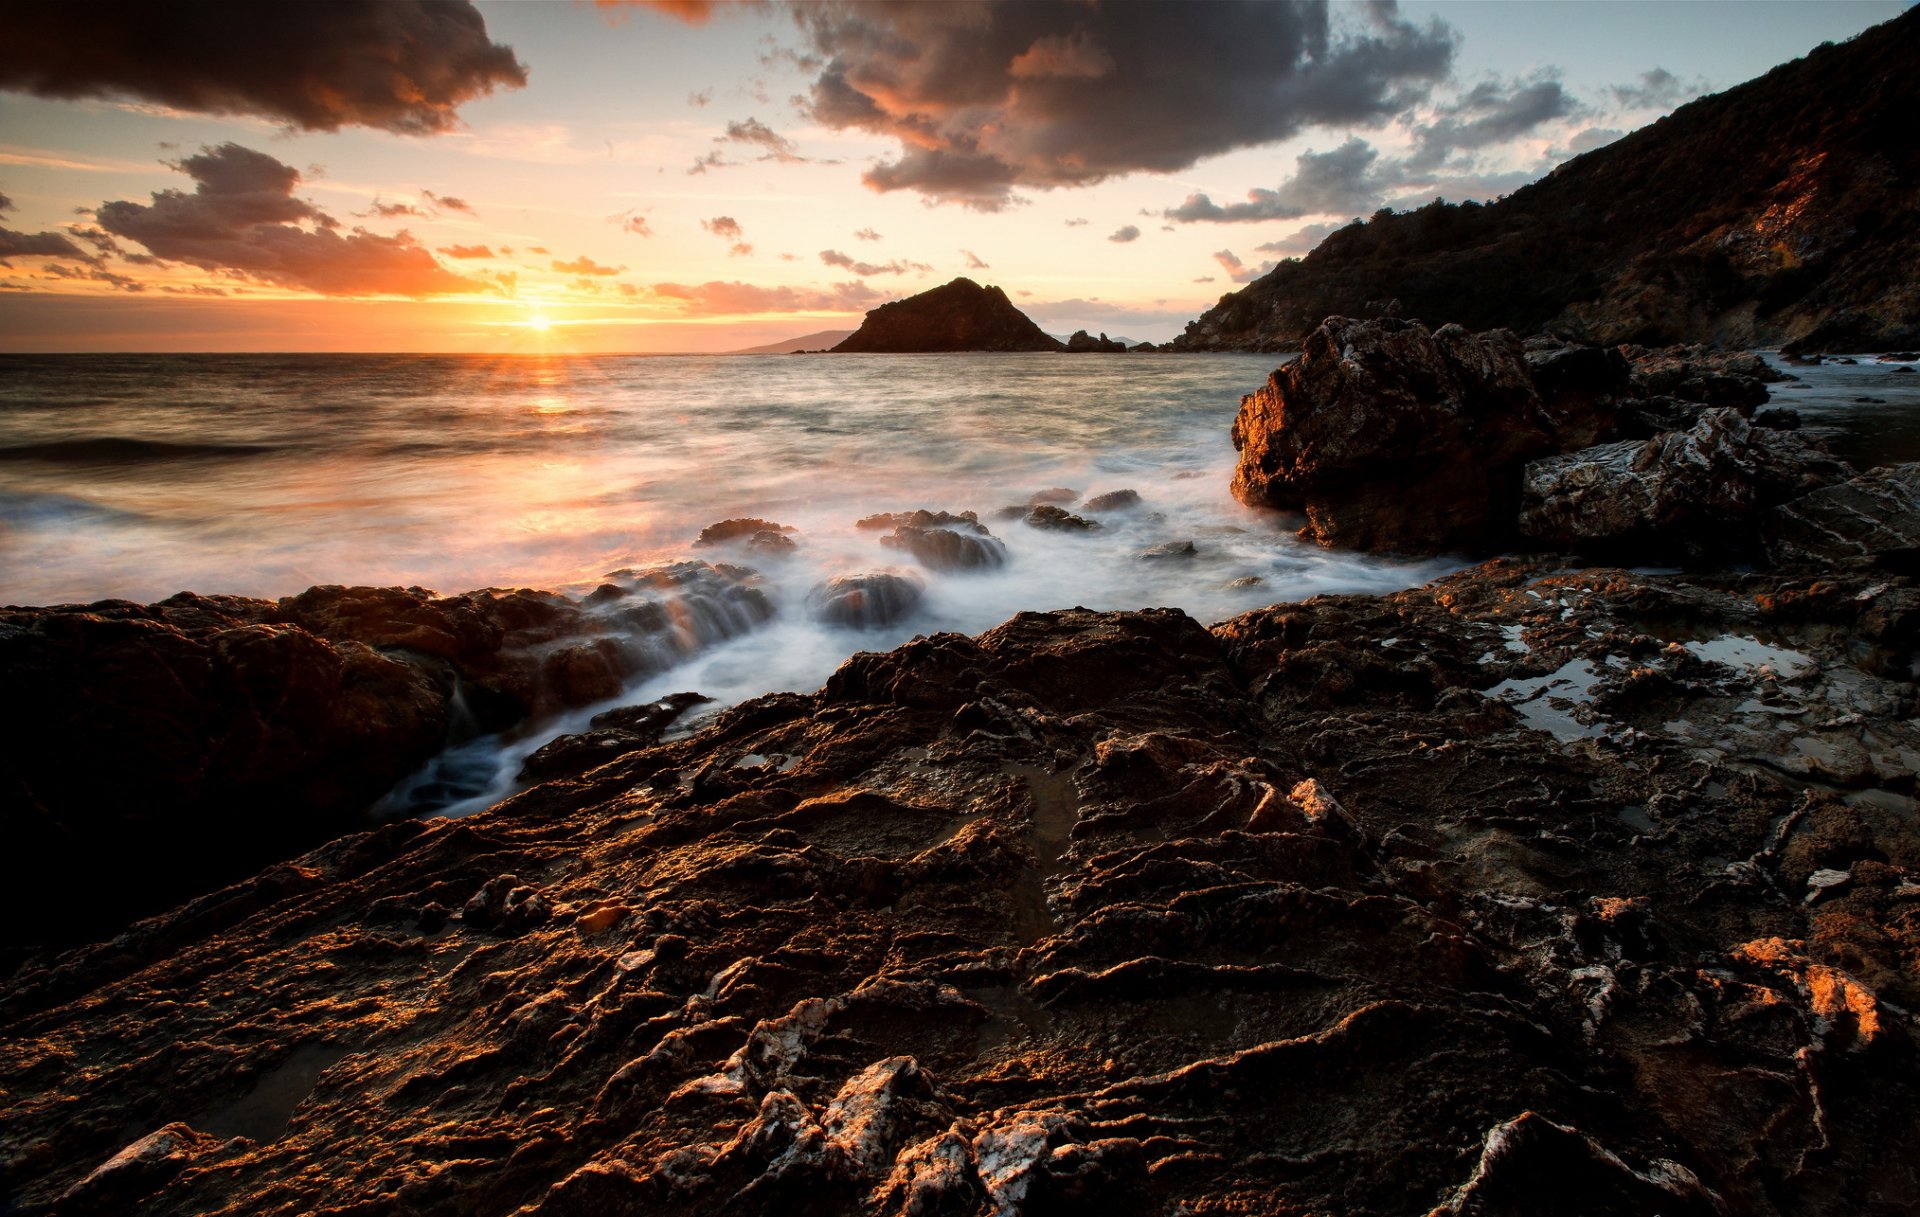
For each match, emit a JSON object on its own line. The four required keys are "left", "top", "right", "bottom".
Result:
{"left": 1754, "top": 407, "right": 1802, "bottom": 430}
{"left": 809, "top": 572, "right": 925, "bottom": 628}
{"left": 1023, "top": 504, "right": 1099, "bottom": 532}
{"left": 874, "top": 512, "right": 1008, "bottom": 572}
{"left": 1766, "top": 463, "right": 1920, "bottom": 569}
{"left": 1065, "top": 330, "right": 1128, "bottom": 353}
{"left": 1229, "top": 317, "right": 1565, "bottom": 553}
{"left": 460, "top": 873, "right": 552, "bottom": 930}
{"left": 1025, "top": 487, "right": 1079, "bottom": 506}
{"left": 1431, "top": 1113, "right": 1722, "bottom": 1217}
{"left": 1082, "top": 489, "right": 1142, "bottom": 512}
{"left": 520, "top": 691, "right": 713, "bottom": 780}
{"left": 694, "top": 518, "right": 795, "bottom": 548}
{"left": 1519, "top": 408, "right": 1851, "bottom": 558}
{"left": 58, "top": 1123, "right": 227, "bottom": 1215}
{"left": 1137, "top": 540, "right": 1197, "bottom": 559}
{"left": 1877, "top": 351, "right": 1919, "bottom": 362}
{"left": 856, "top": 509, "right": 983, "bottom": 532}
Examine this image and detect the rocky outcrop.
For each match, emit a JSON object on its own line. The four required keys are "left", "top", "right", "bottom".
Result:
{"left": 1519, "top": 408, "right": 1851, "bottom": 558}
{"left": 831, "top": 279, "right": 1065, "bottom": 353}
{"left": 807, "top": 572, "right": 925, "bottom": 628}
{"left": 3, "top": 553, "right": 1916, "bottom": 1216}
{"left": 0, "top": 563, "right": 772, "bottom": 950}
{"left": 864, "top": 510, "right": 1008, "bottom": 572}
{"left": 1175, "top": 10, "right": 1920, "bottom": 353}
{"left": 1767, "top": 463, "right": 1920, "bottom": 571}
{"left": 1064, "top": 330, "right": 1127, "bottom": 353}
{"left": 1229, "top": 317, "right": 1617, "bottom": 553}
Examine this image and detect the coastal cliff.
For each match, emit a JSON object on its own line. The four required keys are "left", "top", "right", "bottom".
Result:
{"left": 1174, "top": 9, "right": 1920, "bottom": 354}
{"left": 831, "top": 279, "right": 1066, "bottom": 353}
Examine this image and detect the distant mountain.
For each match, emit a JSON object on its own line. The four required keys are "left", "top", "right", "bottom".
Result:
{"left": 1175, "top": 9, "right": 1920, "bottom": 354}
{"left": 729, "top": 330, "right": 855, "bottom": 355}
{"left": 832, "top": 278, "right": 1065, "bottom": 352}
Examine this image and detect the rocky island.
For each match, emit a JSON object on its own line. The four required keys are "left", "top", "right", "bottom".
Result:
{"left": 3, "top": 318, "right": 1918, "bottom": 1216}
{"left": 830, "top": 279, "right": 1066, "bottom": 353}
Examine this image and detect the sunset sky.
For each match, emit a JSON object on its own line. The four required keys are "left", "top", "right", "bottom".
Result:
{"left": 0, "top": 0, "right": 1905, "bottom": 353}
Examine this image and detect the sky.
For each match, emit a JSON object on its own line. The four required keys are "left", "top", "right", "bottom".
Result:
{"left": 0, "top": 0, "right": 1908, "bottom": 353}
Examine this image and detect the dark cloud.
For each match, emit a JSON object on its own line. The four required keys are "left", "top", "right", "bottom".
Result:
{"left": 0, "top": 192, "right": 11, "bottom": 211}
{"left": 369, "top": 200, "right": 428, "bottom": 219}
{"left": 789, "top": 0, "right": 1454, "bottom": 209}
{"left": 702, "top": 215, "right": 752, "bottom": 256}
{"left": 1611, "top": 67, "right": 1701, "bottom": 110}
{"left": 1192, "top": 276, "right": 1215, "bottom": 283}
{"left": 961, "top": 250, "right": 989, "bottom": 269}
{"left": 853, "top": 227, "right": 882, "bottom": 241}
{"left": 552, "top": 256, "right": 624, "bottom": 276}
{"left": 42, "top": 262, "right": 145, "bottom": 291}
{"left": 1560, "top": 127, "right": 1625, "bottom": 157}
{"left": 819, "top": 249, "right": 930, "bottom": 276}
{"left": 423, "top": 190, "right": 474, "bottom": 214}
{"left": 688, "top": 88, "right": 713, "bottom": 107}
{"left": 0, "top": 1, "right": 526, "bottom": 135}
{"left": 691, "top": 115, "right": 835, "bottom": 174}
{"left": 95, "top": 142, "right": 480, "bottom": 296}
{"left": 647, "top": 278, "right": 882, "bottom": 314}
{"left": 1407, "top": 76, "right": 1577, "bottom": 168}
{"left": 1108, "top": 225, "right": 1140, "bottom": 243}
{"left": 438, "top": 243, "right": 495, "bottom": 259}
{"left": 1169, "top": 138, "right": 1385, "bottom": 223}
{"left": 0, "top": 220, "right": 88, "bottom": 263}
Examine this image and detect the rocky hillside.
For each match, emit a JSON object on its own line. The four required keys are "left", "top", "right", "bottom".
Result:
{"left": 1176, "top": 9, "right": 1920, "bottom": 354}
{"left": 832, "top": 279, "right": 1065, "bottom": 353}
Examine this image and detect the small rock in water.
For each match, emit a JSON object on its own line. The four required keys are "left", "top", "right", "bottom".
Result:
{"left": 1228, "top": 575, "right": 1264, "bottom": 588}
{"left": 693, "top": 517, "right": 795, "bottom": 547}
{"left": 809, "top": 572, "right": 925, "bottom": 628}
{"left": 1893, "top": 365, "right": 1915, "bottom": 375}
{"left": 881, "top": 523, "right": 1007, "bottom": 571}
{"left": 1753, "top": 408, "right": 1801, "bottom": 430}
{"left": 1875, "top": 351, "right": 1919, "bottom": 362}
{"left": 745, "top": 530, "right": 796, "bottom": 559}
{"left": 856, "top": 508, "right": 982, "bottom": 532}
{"left": 1806, "top": 868, "right": 1853, "bottom": 904}
{"left": 1138, "top": 540, "right": 1197, "bottom": 559}
{"left": 1083, "top": 489, "right": 1142, "bottom": 512}
{"left": 1025, "top": 487, "right": 1079, "bottom": 506}
{"left": 1023, "top": 504, "right": 1099, "bottom": 532}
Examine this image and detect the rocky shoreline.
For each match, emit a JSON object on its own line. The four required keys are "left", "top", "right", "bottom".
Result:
{"left": 3, "top": 329, "right": 1919, "bottom": 1215}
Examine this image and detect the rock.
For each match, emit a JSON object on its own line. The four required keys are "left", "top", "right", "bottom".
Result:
{"left": 58, "top": 1123, "right": 226, "bottom": 1215}
{"left": 1754, "top": 407, "right": 1802, "bottom": 430}
{"left": 3, "top": 557, "right": 1918, "bottom": 1216}
{"left": 880, "top": 520, "right": 1008, "bottom": 572}
{"left": 831, "top": 279, "right": 1065, "bottom": 353}
{"left": 809, "top": 572, "right": 925, "bottom": 628}
{"left": 1025, "top": 487, "right": 1079, "bottom": 506}
{"left": 1065, "top": 330, "right": 1128, "bottom": 353}
{"left": 856, "top": 509, "right": 982, "bottom": 532}
{"left": 1876, "top": 351, "right": 1919, "bottom": 362}
{"left": 1137, "top": 540, "right": 1197, "bottom": 559}
{"left": 1519, "top": 408, "right": 1852, "bottom": 558}
{"left": 520, "top": 691, "right": 713, "bottom": 780}
{"left": 694, "top": 518, "right": 795, "bottom": 548}
{"left": 1229, "top": 316, "right": 1566, "bottom": 553}
{"left": 1023, "top": 505, "right": 1099, "bottom": 532}
{"left": 1082, "top": 489, "right": 1142, "bottom": 512}
{"left": 1893, "top": 365, "right": 1916, "bottom": 375}
{"left": 1765, "top": 463, "right": 1920, "bottom": 569}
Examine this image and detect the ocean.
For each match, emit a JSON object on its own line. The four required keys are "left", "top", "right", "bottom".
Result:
{"left": 3, "top": 349, "right": 1914, "bottom": 813}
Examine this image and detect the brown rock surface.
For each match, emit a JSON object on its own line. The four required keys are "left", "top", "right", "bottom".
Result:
{"left": 3, "top": 557, "right": 1916, "bottom": 1216}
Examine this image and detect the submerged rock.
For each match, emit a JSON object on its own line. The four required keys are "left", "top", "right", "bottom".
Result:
{"left": 808, "top": 571, "right": 925, "bottom": 628}
{"left": 1023, "top": 504, "right": 1099, "bottom": 532}
{"left": 1082, "top": 489, "right": 1142, "bottom": 512}
{"left": 879, "top": 517, "right": 1008, "bottom": 572}
{"left": 693, "top": 518, "right": 796, "bottom": 548}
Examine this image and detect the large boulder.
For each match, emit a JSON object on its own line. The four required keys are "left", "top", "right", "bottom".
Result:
{"left": 1231, "top": 317, "right": 1591, "bottom": 553}
{"left": 1766, "top": 463, "right": 1920, "bottom": 570}
{"left": 1518, "top": 408, "right": 1851, "bottom": 557}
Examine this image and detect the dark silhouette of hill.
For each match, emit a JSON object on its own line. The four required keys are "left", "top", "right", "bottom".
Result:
{"left": 1175, "top": 9, "right": 1920, "bottom": 353}
{"left": 832, "top": 278, "right": 1065, "bottom": 352}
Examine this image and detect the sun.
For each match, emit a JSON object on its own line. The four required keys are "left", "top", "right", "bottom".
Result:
{"left": 524, "top": 313, "right": 553, "bottom": 333}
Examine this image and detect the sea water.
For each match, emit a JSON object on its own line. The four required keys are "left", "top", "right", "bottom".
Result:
{"left": 3, "top": 349, "right": 1912, "bottom": 815}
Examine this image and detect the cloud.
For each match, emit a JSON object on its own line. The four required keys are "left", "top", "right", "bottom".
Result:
{"left": 94, "top": 142, "right": 481, "bottom": 296}
{"left": 1169, "top": 138, "right": 1386, "bottom": 223}
{"left": 422, "top": 190, "right": 475, "bottom": 214}
{"left": 819, "top": 249, "right": 930, "bottom": 276}
{"left": 610, "top": 209, "right": 654, "bottom": 237}
{"left": 854, "top": 227, "right": 882, "bottom": 241}
{"left": 1254, "top": 220, "right": 1347, "bottom": 257}
{"left": 1212, "top": 249, "right": 1276, "bottom": 284}
{"left": 552, "top": 255, "right": 625, "bottom": 276}
{"left": 1407, "top": 75, "right": 1577, "bottom": 169}
{"left": 961, "top": 250, "right": 989, "bottom": 269}
{"left": 688, "top": 88, "right": 713, "bottom": 107}
{"left": 1064, "top": 218, "right": 1089, "bottom": 227}
{"left": 792, "top": 0, "right": 1454, "bottom": 209}
{"left": 1610, "top": 67, "right": 1701, "bottom": 110}
{"left": 0, "top": 1, "right": 526, "bottom": 134}
{"left": 1107, "top": 224, "right": 1140, "bottom": 243}
{"left": 691, "top": 115, "right": 833, "bottom": 174}
{"left": 438, "top": 243, "right": 495, "bottom": 259}
{"left": 369, "top": 200, "right": 428, "bottom": 219}
{"left": 702, "top": 215, "right": 752, "bottom": 255}
{"left": 647, "top": 278, "right": 883, "bottom": 315}
{"left": 1560, "top": 126, "right": 1624, "bottom": 157}
{"left": 0, "top": 192, "right": 89, "bottom": 264}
